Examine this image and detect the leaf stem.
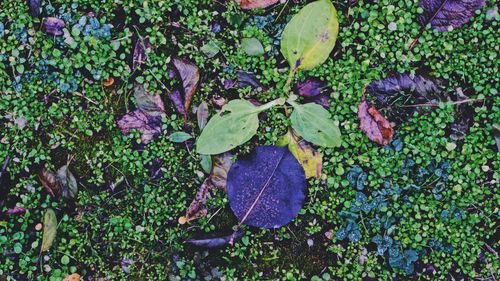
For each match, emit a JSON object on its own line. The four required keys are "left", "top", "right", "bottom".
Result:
{"left": 398, "top": 98, "right": 484, "bottom": 108}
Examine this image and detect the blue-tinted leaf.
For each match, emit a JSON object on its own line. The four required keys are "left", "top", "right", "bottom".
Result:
{"left": 419, "top": 0, "right": 486, "bottom": 32}
{"left": 346, "top": 165, "right": 367, "bottom": 190}
{"left": 226, "top": 146, "right": 307, "bottom": 228}
{"left": 27, "top": 0, "right": 41, "bottom": 17}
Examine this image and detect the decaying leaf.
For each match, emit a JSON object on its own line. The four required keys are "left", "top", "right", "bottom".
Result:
{"left": 236, "top": 0, "right": 280, "bottom": 10}
{"left": 295, "top": 78, "right": 324, "bottom": 97}
{"left": 172, "top": 58, "right": 200, "bottom": 117}
{"left": 277, "top": 131, "right": 322, "bottom": 179}
{"left": 168, "top": 89, "right": 186, "bottom": 116}
{"left": 185, "top": 230, "right": 244, "bottom": 248}
{"left": 289, "top": 102, "right": 341, "bottom": 148}
{"left": 39, "top": 167, "right": 61, "bottom": 197}
{"left": 43, "top": 17, "right": 65, "bottom": 36}
{"left": 117, "top": 110, "right": 162, "bottom": 144}
{"left": 358, "top": 95, "right": 394, "bottom": 146}
{"left": 27, "top": 0, "right": 42, "bottom": 17}
{"left": 227, "top": 146, "right": 307, "bottom": 228}
{"left": 449, "top": 88, "right": 474, "bottom": 141}
{"left": 56, "top": 165, "right": 78, "bottom": 199}
{"left": 281, "top": 0, "right": 339, "bottom": 70}
{"left": 179, "top": 178, "right": 213, "bottom": 224}
{"left": 210, "top": 153, "right": 233, "bottom": 189}
{"left": 117, "top": 85, "right": 165, "bottom": 144}
{"left": 41, "top": 208, "right": 57, "bottom": 252}
{"left": 179, "top": 153, "right": 232, "bottom": 224}
{"left": 7, "top": 206, "right": 27, "bottom": 215}
{"left": 419, "top": 0, "right": 486, "bottom": 32}
{"left": 132, "top": 37, "right": 152, "bottom": 70}
{"left": 196, "top": 101, "right": 209, "bottom": 130}
{"left": 241, "top": 37, "right": 265, "bottom": 56}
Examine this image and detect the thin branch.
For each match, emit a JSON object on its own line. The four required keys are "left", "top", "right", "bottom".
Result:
{"left": 398, "top": 98, "right": 484, "bottom": 108}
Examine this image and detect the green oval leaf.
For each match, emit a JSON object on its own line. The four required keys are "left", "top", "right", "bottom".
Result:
{"left": 41, "top": 209, "right": 57, "bottom": 252}
{"left": 196, "top": 99, "right": 283, "bottom": 155}
{"left": 290, "top": 102, "right": 341, "bottom": 148}
{"left": 169, "top": 132, "right": 193, "bottom": 143}
{"left": 280, "top": 0, "right": 339, "bottom": 70}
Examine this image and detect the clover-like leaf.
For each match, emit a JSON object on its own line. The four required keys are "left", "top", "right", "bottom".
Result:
{"left": 41, "top": 209, "right": 57, "bottom": 252}
{"left": 289, "top": 102, "right": 341, "bottom": 148}
{"left": 227, "top": 146, "right": 307, "bottom": 228}
{"left": 196, "top": 98, "right": 283, "bottom": 155}
{"left": 280, "top": 0, "right": 339, "bottom": 70}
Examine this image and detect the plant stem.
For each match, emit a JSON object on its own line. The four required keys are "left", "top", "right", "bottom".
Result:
{"left": 398, "top": 98, "right": 484, "bottom": 108}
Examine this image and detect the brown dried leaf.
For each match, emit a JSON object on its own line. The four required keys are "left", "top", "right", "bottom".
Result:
{"left": 236, "top": 0, "right": 280, "bottom": 9}
{"left": 179, "top": 178, "right": 213, "bottom": 224}
{"left": 358, "top": 96, "right": 394, "bottom": 145}
{"left": 210, "top": 153, "right": 232, "bottom": 189}
{"left": 132, "top": 38, "right": 152, "bottom": 70}
{"left": 172, "top": 58, "right": 200, "bottom": 117}
{"left": 117, "top": 110, "right": 162, "bottom": 144}
{"left": 39, "top": 168, "right": 61, "bottom": 197}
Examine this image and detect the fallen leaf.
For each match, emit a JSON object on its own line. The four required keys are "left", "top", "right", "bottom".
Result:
{"left": 167, "top": 89, "right": 186, "bottom": 116}
{"left": 236, "top": 0, "right": 280, "bottom": 9}
{"left": 56, "top": 165, "right": 78, "bottom": 199}
{"left": 39, "top": 168, "right": 61, "bottom": 197}
{"left": 117, "top": 85, "right": 165, "bottom": 144}
{"left": 63, "top": 273, "right": 81, "bottom": 281}
{"left": 358, "top": 95, "right": 394, "bottom": 145}
{"left": 295, "top": 78, "right": 324, "bottom": 97}
{"left": 172, "top": 58, "right": 200, "bottom": 117}
{"left": 210, "top": 153, "right": 232, "bottom": 189}
{"left": 185, "top": 230, "right": 244, "bottom": 248}
{"left": 168, "top": 132, "right": 192, "bottom": 143}
{"left": 196, "top": 101, "right": 209, "bottom": 130}
{"left": 236, "top": 71, "right": 264, "bottom": 89}
{"left": 227, "top": 146, "right": 307, "bottom": 228}
{"left": 41, "top": 208, "right": 57, "bottom": 252}
{"left": 281, "top": 0, "right": 339, "bottom": 70}
{"left": 27, "top": 0, "right": 41, "bottom": 17}
{"left": 200, "top": 154, "right": 212, "bottom": 174}
{"left": 43, "top": 17, "right": 65, "bottom": 36}
{"left": 103, "top": 77, "right": 114, "bottom": 87}
{"left": 277, "top": 131, "right": 322, "bottom": 179}
{"left": 179, "top": 178, "right": 213, "bottom": 224}
{"left": 241, "top": 37, "right": 264, "bottom": 56}
{"left": 117, "top": 110, "right": 162, "bottom": 144}
{"left": 7, "top": 206, "right": 27, "bottom": 215}
{"left": 200, "top": 40, "right": 221, "bottom": 58}
{"left": 132, "top": 37, "right": 152, "bottom": 70}
{"left": 419, "top": 0, "right": 486, "bottom": 32}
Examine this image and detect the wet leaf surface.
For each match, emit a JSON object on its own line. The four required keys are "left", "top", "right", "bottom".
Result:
{"left": 227, "top": 146, "right": 306, "bottom": 228}
{"left": 358, "top": 96, "right": 394, "bottom": 146}
{"left": 172, "top": 58, "right": 200, "bottom": 117}
{"left": 419, "top": 0, "right": 486, "bottom": 32}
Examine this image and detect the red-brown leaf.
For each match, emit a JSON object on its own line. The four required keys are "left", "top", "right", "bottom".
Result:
{"left": 236, "top": 0, "right": 280, "bottom": 9}
{"left": 358, "top": 99, "right": 394, "bottom": 145}
{"left": 172, "top": 58, "right": 200, "bottom": 117}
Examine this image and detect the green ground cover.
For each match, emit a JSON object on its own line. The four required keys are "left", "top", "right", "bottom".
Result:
{"left": 0, "top": 0, "right": 498, "bottom": 280}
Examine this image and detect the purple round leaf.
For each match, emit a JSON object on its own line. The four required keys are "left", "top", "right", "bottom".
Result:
{"left": 227, "top": 146, "right": 307, "bottom": 228}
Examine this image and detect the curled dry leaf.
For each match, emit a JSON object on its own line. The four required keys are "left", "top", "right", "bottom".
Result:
{"left": 43, "top": 17, "right": 65, "bottom": 36}
{"left": 419, "top": 0, "right": 486, "bottom": 32}
{"left": 41, "top": 208, "right": 57, "bottom": 252}
{"left": 132, "top": 37, "right": 152, "bottom": 70}
{"left": 227, "top": 146, "right": 306, "bottom": 228}
{"left": 172, "top": 58, "right": 200, "bottom": 117}
{"left": 39, "top": 167, "right": 61, "bottom": 197}
{"left": 277, "top": 131, "right": 322, "bottom": 179}
{"left": 236, "top": 0, "right": 280, "bottom": 10}
{"left": 185, "top": 230, "right": 244, "bottom": 248}
{"left": 27, "top": 0, "right": 42, "bottom": 17}
{"left": 358, "top": 94, "right": 394, "bottom": 146}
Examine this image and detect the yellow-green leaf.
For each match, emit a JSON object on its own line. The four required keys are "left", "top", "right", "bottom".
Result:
{"left": 280, "top": 0, "right": 339, "bottom": 70}
{"left": 278, "top": 131, "right": 322, "bottom": 179}
{"left": 41, "top": 208, "right": 57, "bottom": 252}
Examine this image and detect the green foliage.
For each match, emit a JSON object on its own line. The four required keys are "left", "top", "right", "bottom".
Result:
{"left": 281, "top": 0, "right": 339, "bottom": 70}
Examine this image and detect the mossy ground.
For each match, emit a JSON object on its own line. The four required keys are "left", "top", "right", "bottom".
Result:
{"left": 0, "top": 0, "right": 498, "bottom": 280}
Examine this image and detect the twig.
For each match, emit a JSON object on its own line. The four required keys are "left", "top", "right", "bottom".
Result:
{"left": 0, "top": 156, "right": 11, "bottom": 179}
{"left": 398, "top": 98, "right": 484, "bottom": 108}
